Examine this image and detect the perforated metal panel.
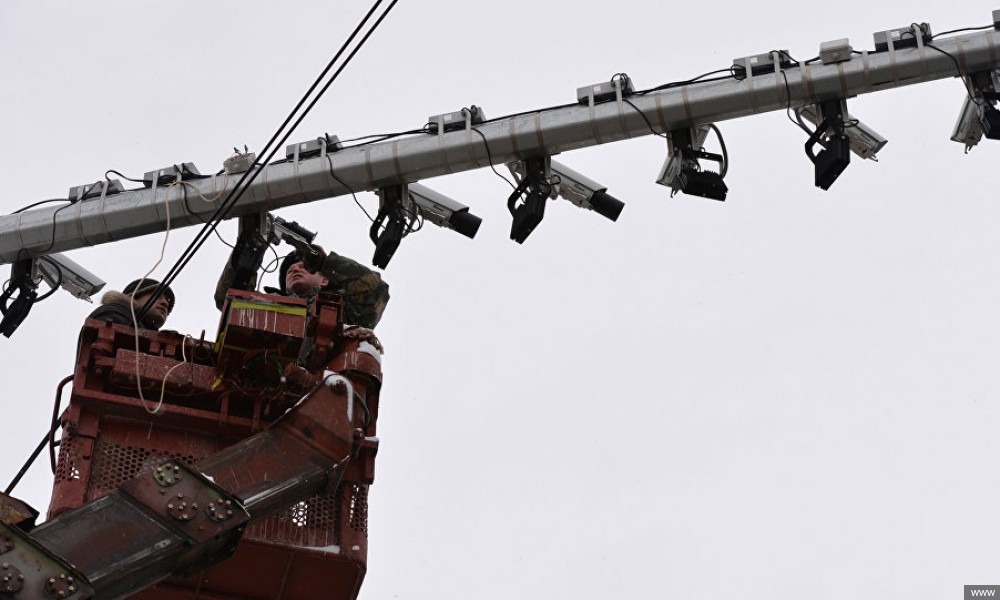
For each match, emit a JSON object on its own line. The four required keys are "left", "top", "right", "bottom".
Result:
{"left": 54, "top": 431, "right": 82, "bottom": 483}
{"left": 89, "top": 441, "right": 198, "bottom": 495}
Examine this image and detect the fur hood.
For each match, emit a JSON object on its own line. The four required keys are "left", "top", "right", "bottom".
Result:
{"left": 100, "top": 290, "right": 138, "bottom": 308}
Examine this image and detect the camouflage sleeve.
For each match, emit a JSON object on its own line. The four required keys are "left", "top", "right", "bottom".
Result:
{"left": 320, "top": 250, "right": 390, "bottom": 328}
{"left": 214, "top": 244, "right": 261, "bottom": 310}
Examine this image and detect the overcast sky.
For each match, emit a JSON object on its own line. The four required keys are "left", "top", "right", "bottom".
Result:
{"left": 3, "top": 2, "right": 1000, "bottom": 599}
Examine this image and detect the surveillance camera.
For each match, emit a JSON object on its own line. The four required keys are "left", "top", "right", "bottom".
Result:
{"left": 548, "top": 160, "right": 624, "bottom": 222}
{"left": 509, "top": 158, "right": 624, "bottom": 222}
{"left": 35, "top": 253, "right": 106, "bottom": 302}
{"left": 655, "top": 124, "right": 711, "bottom": 191}
{"left": 951, "top": 95, "right": 984, "bottom": 151}
{"left": 407, "top": 183, "right": 482, "bottom": 239}
{"left": 798, "top": 105, "right": 887, "bottom": 159}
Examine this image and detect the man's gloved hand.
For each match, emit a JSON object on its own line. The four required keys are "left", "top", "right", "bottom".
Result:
{"left": 300, "top": 244, "right": 327, "bottom": 273}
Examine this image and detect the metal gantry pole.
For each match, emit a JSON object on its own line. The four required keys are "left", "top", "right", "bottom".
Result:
{"left": 3, "top": 28, "right": 999, "bottom": 264}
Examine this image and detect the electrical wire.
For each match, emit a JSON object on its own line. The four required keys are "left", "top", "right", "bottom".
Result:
{"left": 622, "top": 98, "right": 666, "bottom": 139}
{"left": 781, "top": 70, "right": 814, "bottom": 137}
{"left": 325, "top": 154, "right": 375, "bottom": 222}
{"left": 339, "top": 128, "right": 429, "bottom": 148}
{"left": 177, "top": 172, "right": 230, "bottom": 204}
{"left": 138, "top": 0, "right": 399, "bottom": 321}
{"left": 636, "top": 68, "right": 737, "bottom": 94}
{"left": 261, "top": 248, "right": 284, "bottom": 277}
{"left": 179, "top": 180, "right": 235, "bottom": 249}
{"left": 35, "top": 201, "right": 78, "bottom": 255}
{"left": 932, "top": 25, "right": 994, "bottom": 39}
{"left": 924, "top": 41, "right": 980, "bottom": 101}
{"left": 105, "top": 169, "right": 146, "bottom": 184}
{"left": 9, "top": 199, "right": 71, "bottom": 214}
{"left": 49, "top": 374, "right": 73, "bottom": 474}
{"left": 708, "top": 124, "right": 728, "bottom": 178}
{"left": 4, "top": 432, "right": 49, "bottom": 495}
{"left": 130, "top": 182, "right": 173, "bottom": 413}
{"left": 469, "top": 126, "right": 516, "bottom": 190}
{"left": 33, "top": 255, "right": 62, "bottom": 302}
{"left": 156, "top": 335, "right": 192, "bottom": 415}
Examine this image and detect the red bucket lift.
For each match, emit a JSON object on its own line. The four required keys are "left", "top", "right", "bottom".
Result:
{"left": 42, "top": 289, "right": 382, "bottom": 600}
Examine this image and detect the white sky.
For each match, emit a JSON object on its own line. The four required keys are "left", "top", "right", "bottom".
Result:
{"left": 2, "top": 1, "right": 999, "bottom": 598}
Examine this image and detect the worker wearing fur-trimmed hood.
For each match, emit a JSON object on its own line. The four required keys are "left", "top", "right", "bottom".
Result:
{"left": 86, "top": 278, "right": 175, "bottom": 331}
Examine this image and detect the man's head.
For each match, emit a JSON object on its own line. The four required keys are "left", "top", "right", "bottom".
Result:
{"left": 280, "top": 253, "right": 329, "bottom": 297}
{"left": 123, "top": 279, "right": 175, "bottom": 329}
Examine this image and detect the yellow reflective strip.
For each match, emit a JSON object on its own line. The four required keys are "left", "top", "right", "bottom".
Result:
{"left": 229, "top": 301, "right": 307, "bottom": 316}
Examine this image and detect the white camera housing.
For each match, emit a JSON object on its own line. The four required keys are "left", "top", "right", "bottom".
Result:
{"left": 508, "top": 159, "right": 624, "bottom": 222}
{"left": 798, "top": 105, "right": 887, "bottom": 159}
{"left": 655, "top": 124, "right": 711, "bottom": 190}
{"left": 951, "top": 95, "right": 984, "bottom": 151}
{"left": 35, "top": 253, "right": 106, "bottom": 302}
{"left": 407, "top": 183, "right": 482, "bottom": 239}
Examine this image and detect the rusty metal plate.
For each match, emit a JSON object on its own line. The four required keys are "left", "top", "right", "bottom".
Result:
{"left": 0, "top": 521, "right": 94, "bottom": 599}
{"left": 109, "top": 350, "right": 217, "bottom": 396}
{"left": 0, "top": 492, "right": 38, "bottom": 529}
{"left": 120, "top": 460, "right": 248, "bottom": 545}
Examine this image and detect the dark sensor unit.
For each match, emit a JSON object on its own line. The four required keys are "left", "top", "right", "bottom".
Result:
{"left": 873, "top": 23, "right": 932, "bottom": 52}
{"left": 68, "top": 179, "right": 125, "bottom": 201}
{"left": 509, "top": 191, "right": 546, "bottom": 244}
{"left": 678, "top": 169, "right": 728, "bottom": 201}
{"left": 143, "top": 163, "right": 202, "bottom": 187}
{"left": 731, "top": 50, "right": 795, "bottom": 78}
{"left": 812, "top": 135, "right": 850, "bottom": 190}
{"left": 980, "top": 104, "right": 1000, "bottom": 140}
{"left": 285, "top": 135, "right": 343, "bottom": 160}
{"left": 994, "top": 9, "right": 1000, "bottom": 30}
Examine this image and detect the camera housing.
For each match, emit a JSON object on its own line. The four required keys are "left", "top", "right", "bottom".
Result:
{"left": 798, "top": 105, "right": 887, "bottom": 160}
{"left": 35, "top": 253, "right": 106, "bottom": 301}
{"left": 407, "top": 183, "right": 482, "bottom": 239}
{"left": 548, "top": 160, "right": 624, "bottom": 222}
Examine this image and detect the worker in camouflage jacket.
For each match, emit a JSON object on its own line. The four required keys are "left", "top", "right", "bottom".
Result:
{"left": 215, "top": 228, "right": 389, "bottom": 329}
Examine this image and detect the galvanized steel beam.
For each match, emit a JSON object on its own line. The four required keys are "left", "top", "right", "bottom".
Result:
{"left": 2, "top": 29, "right": 999, "bottom": 264}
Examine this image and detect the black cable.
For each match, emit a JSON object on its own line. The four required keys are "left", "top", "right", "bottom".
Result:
{"left": 9, "top": 199, "right": 71, "bottom": 215}
{"left": 105, "top": 169, "right": 145, "bottom": 184}
{"left": 781, "top": 70, "right": 814, "bottom": 137}
{"left": 339, "top": 128, "right": 428, "bottom": 147}
{"left": 36, "top": 201, "right": 77, "bottom": 255}
{"left": 622, "top": 98, "right": 666, "bottom": 139}
{"left": 476, "top": 102, "right": 580, "bottom": 126}
{"left": 932, "top": 25, "right": 994, "bottom": 39}
{"left": 139, "top": 0, "right": 399, "bottom": 320}
{"left": 325, "top": 154, "right": 375, "bottom": 222}
{"left": 469, "top": 126, "right": 516, "bottom": 190}
{"left": 146, "top": 0, "right": 391, "bottom": 302}
{"left": 637, "top": 68, "right": 736, "bottom": 94}
{"left": 708, "top": 124, "right": 728, "bottom": 178}
{"left": 924, "top": 42, "right": 979, "bottom": 101}
{"left": 33, "top": 255, "right": 62, "bottom": 302}
{"left": 261, "top": 245, "right": 281, "bottom": 275}
{"left": 180, "top": 185, "right": 234, "bottom": 248}
{"left": 402, "top": 196, "right": 423, "bottom": 234}
{"left": 4, "top": 431, "right": 49, "bottom": 495}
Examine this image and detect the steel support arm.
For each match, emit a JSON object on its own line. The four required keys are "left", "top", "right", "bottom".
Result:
{"left": 1, "top": 376, "right": 359, "bottom": 599}
{"left": 3, "top": 29, "right": 999, "bottom": 264}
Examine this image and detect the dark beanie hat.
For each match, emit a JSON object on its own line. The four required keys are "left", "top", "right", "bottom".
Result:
{"left": 122, "top": 278, "right": 175, "bottom": 312}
